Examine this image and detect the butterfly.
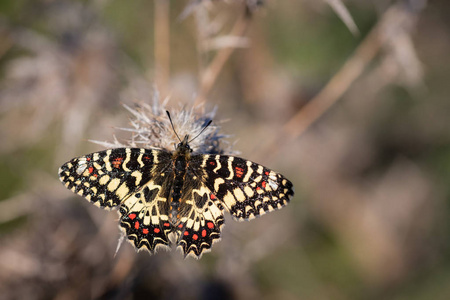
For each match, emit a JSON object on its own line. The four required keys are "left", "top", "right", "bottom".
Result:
{"left": 58, "top": 114, "right": 294, "bottom": 258}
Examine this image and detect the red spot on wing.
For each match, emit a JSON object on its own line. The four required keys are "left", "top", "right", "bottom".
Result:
{"left": 178, "top": 224, "right": 184, "bottom": 228}
{"left": 112, "top": 157, "right": 124, "bottom": 168}
{"left": 265, "top": 171, "right": 269, "bottom": 175}
{"left": 134, "top": 221, "right": 140, "bottom": 229}
{"left": 154, "top": 228, "right": 160, "bottom": 233}
{"left": 209, "top": 161, "right": 215, "bottom": 166}
{"left": 164, "top": 222, "right": 170, "bottom": 227}
{"left": 207, "top": 222, "right": 214, "bottom": 229}
{"left": 210, "top": 194, "right": 216, "bottom": 200}
{"left": 256, "top": 187, "right": 261, "bottom": 190}
{"left": 192, "top": 234, "right": 198, "bottom": 240}
{"left": 129, "top": 213, "right": 136, "bottom": 220}
{"left": 88, "top": 166, "right": 94, "bottom": 174}
{"left": 235, "top": 167, "right": 244, "bottom": 178}
{"left": 184, "top": 231, "right": 189, "bottom": 236}
{"left": 86, "top": 157, "right": 91, "bottom": 161}
{"left": 261, "top": 181, "right": 266, "bottom": 188}
{"left": 143, "top": 228, "right": 149, "bottom": 234}
{"left": 202, "top": 229, "right": 207, "bottom": 237}
{"left": 94, "top": 174, "right": 98, "bottom": 178}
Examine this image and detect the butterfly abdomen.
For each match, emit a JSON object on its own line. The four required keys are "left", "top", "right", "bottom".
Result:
{"left": 169, "top": 149, "right": 190, "bottom": 225}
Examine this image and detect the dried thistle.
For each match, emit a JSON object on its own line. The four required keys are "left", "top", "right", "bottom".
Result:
{"left": 91, "top": 93, "right": 236, "bottom": 155}
{"left": 182, "top": 0, "right": 264, "bottom": 19}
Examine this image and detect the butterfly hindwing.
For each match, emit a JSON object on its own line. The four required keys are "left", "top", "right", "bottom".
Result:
{"left": 119, "top": 178, "right": 173, "bottom": 252}
{"left": 176, "top": 178, "right": 225, "bottom": 258}
{"left": 58, "top": 148, "right": 167, "bottom": 209}
{"left": 191, "top": 154, "right": 294, "bottom": 220}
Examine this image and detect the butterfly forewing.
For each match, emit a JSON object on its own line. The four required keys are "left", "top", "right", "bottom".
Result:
{"left": 58, "top": 148, "right": 166, "bottom": 209}
{"left": 190, "top": 154, "right": 294, "bottom": 220}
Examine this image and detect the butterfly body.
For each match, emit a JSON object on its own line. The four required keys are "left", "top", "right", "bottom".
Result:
{"left": 59, "top": 138, "right": 294, "bottom": 258}
{"left": 168, "top": 135, "right": 193, "bottom": 225}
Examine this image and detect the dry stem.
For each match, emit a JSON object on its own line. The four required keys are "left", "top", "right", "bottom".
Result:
{"left": 154, "top": 0, "right": 170, "bottom": 97}
{"left": 195, "top": 9, "right": 251, "bottom": 104}
{"left": 255, "top": 4, "right": 409, "bottom": 162}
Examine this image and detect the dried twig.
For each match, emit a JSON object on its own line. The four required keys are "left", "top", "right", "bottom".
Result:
{"left": 255, "top": 4, "right": 414, "bottom": 162}
{"left": 154, "top": 0, "right": 171, "bottom": 96}
{"left": 0, "top": 31, "right": 13, "bottom": 60}
{"left": 195, "top": 9, "right": 251, "bottom": 104}
{"left": 325, "top": 0, "right": 359, "bottom": 36}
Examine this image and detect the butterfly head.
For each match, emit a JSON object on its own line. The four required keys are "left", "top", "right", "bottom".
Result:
{"left": 166, "top": 110, "right": 212, "bottom": 154}
{"left": 176, "top": 135, "right": 193, "bottom": 153}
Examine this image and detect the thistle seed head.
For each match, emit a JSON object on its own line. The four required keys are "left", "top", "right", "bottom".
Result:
{"left": 91, "top": 94, "right": 236, "bottom": 155}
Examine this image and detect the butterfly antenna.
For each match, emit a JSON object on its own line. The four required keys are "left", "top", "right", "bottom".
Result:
{"left": 189, "top": 119, "right": 212, "bottom": 143}
{"left": 166, "top": 111, "right": 182, "bottom": 143}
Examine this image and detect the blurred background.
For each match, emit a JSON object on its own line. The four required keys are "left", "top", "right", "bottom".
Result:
{"left": 1, "top": 0, "right": 450, "bottom": 299}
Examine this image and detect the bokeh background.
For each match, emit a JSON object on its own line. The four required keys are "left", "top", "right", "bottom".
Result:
{"left": 1, "top": 0, "right": 450, "bottom": 299}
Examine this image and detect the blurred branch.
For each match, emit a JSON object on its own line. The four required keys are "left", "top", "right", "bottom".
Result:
{"left": 325, "top": 0, "right": 359, "bottom": 36}
{"left": 0, "top": 31, "right": 13, "bottom": 59}
{"left": 0, "top": 194, "right": 32, "bottom": 224}
{"left": 283, "top": 26, "right": 380, "bottom": 138}
{"left": 195, "top": 9, "right": 251, "bottom": 104}
{"left": 256, "top": 4, "right": 416, "bottom": 162}
{"left": 154, "top": 0, "right": 170, "bottom": 97}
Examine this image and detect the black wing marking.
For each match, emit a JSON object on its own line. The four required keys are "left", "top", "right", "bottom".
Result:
{"left": 119, "top": 178, "right": 174, "bottom": 252}
{"left": 58, "top": 148, "right": 170, "bottom": 209}
{"left": 176, "top": 174, "right": 225, "bottom": 258}
{"left": 190, "top": 154, "right": 294, "bottom": 220}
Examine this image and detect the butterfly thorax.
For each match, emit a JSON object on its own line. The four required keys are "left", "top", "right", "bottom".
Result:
{"left": 169, "top": 135, "right": 192, "bottom": 225}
